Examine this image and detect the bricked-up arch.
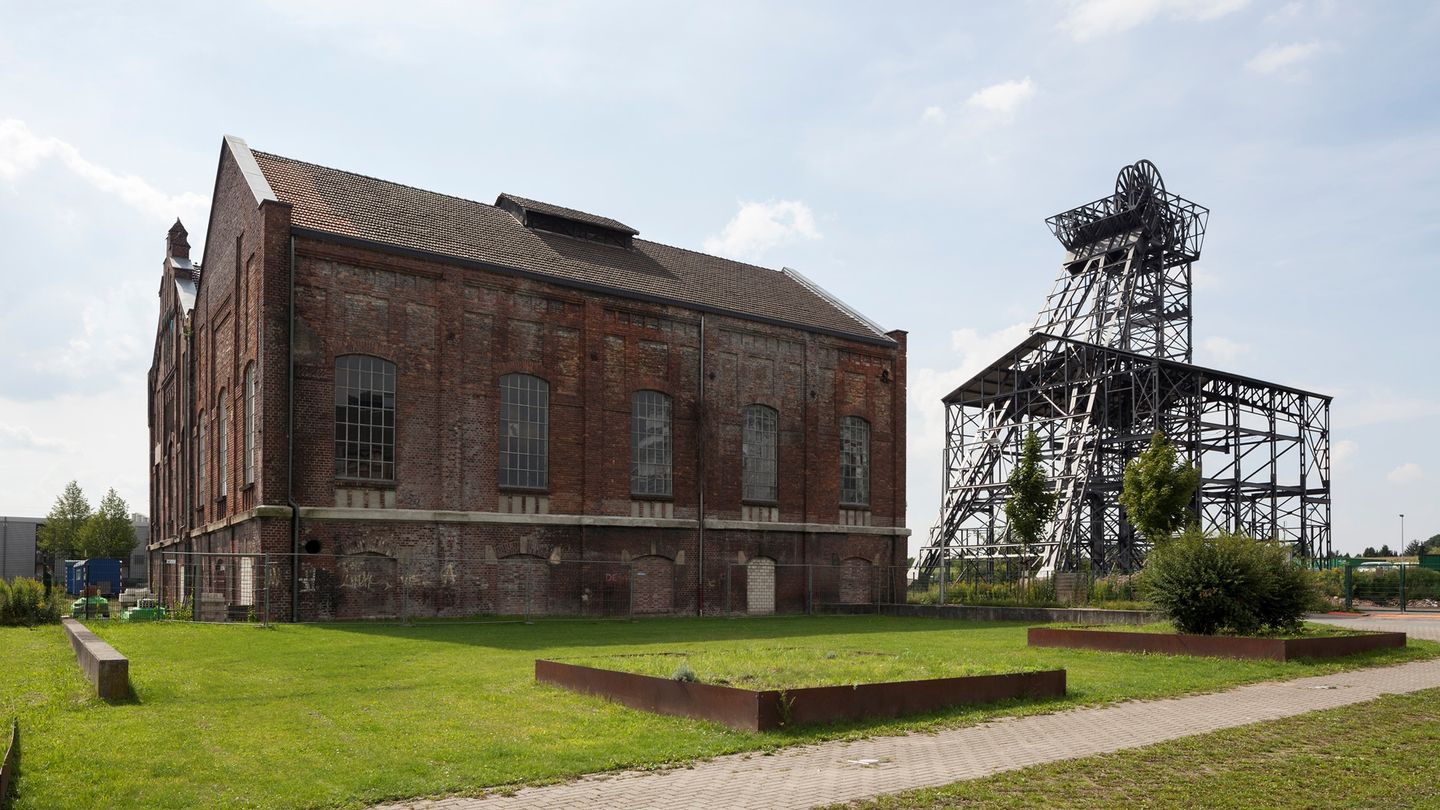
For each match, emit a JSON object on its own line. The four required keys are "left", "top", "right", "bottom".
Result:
{"left": 631, "top": 555, "right": 674, "bottom": 614}
{"left": 746, "top": 556, "right": 776, "bottom": 615}
{"left": 335, "top": 354, "right": 396, "bottom": 481}
{"left": 839, "top": 557, "right": 874, "bottom": 605}
{"left": 498, "top": 554, "right": 548, "bottom": 616}
{"left": 499, "top": 373, "right": 549, "bottom": 489}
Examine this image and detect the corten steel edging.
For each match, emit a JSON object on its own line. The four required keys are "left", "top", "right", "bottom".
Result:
{"left": 536, "top": 660, "right": 1065, "bottom": 731}
{"left": 1028, "top": 627, "right": 1407, "bottom": 661}
{"left": 536, "top": 660, "right": 766, "bottom": 731}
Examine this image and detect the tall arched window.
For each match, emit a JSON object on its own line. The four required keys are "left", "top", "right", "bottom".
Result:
{"left": 631, "top": 390, "right": 672, "bottom": 497}
{"left": 742, "top": 404, "right": 779, "bottom": 503}
{"left": 335, "top": 355, "right": 396, "bottom": 481}
{"left": 218, "top": 395, "right": 229, "bottom": 497}
{"left": 197, "top": 411, "right": 207, "bottom": 506}
{"left": 499, "top": 373, "right": 549, "bottom": 489}
{"left": 840, "top": 416, "right": 870, "bottom": 507}
{"left": 243, "top": 363, "right": 257, "bottom": 485}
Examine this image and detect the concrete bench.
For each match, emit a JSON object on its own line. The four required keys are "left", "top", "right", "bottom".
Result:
{"left": 61, "top": 618, "right": 130, "bottom": 700}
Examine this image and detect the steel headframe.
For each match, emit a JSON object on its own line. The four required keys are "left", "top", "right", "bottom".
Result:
{"left": 917, "top": 161, "right": 1331, "bottom": 584}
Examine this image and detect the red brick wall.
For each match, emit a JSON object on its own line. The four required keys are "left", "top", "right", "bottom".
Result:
{"left": 155, "top": 156, "right": 909, "bottom": 617}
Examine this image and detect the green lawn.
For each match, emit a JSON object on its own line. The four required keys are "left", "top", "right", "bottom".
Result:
{"left": 2, "top": 615, "right": 1435, "bottom": 810}
{"left": 566, "top": 645, "right": 1029, "bottom": 689}
{"left": 837, "top": 686, "right": 1440, "bottom": 809}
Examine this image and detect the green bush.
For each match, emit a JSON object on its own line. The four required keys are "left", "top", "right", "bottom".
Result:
{"left": 0, "top": 577, "right": 64, "bottom": 626}
{"left": 1140, "top": 530, "right": 1317, "bottom": 635}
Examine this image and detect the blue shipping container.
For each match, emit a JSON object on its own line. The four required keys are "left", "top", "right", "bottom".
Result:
{"left": 65, "top": 558, "right": 123, "bottom": 597}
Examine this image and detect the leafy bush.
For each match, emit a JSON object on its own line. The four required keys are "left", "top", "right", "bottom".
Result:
{"left": 1140, "top": 530, "right": 1317, "bottom": 635}
{"left": 0, "top": 577, "right": 64, "bottom": 626}
{"left": 671, "top": 663, "right": 698, "bottom": 682}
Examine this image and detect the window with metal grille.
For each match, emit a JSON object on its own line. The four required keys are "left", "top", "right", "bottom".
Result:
{"left": 840, "top": 416, "right": 870, "bottom": 507}
{"left": 197, "top": 412, "right": 207, "bottom": 507}
{"left": 218, "top": 396, "right": 229, "bottom": 497}
{"left": 244, "top": 363, "right": 256, "bottom": 486}
{"left": 742, "top": 404, "right": 778, "bottom": 503}
{"left": 334, "top": 355, "right": 396, "bottom": 481}
{"left": 631, "top": 390, "right": 672, "bottom": 497}
{"left": 499, "top": 373, "right": 549, "bottom": 489}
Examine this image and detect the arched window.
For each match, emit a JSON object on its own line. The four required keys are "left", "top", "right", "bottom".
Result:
{"left": 335, "top": 355, "right": 396, "bottom": 481}
{"left": 631, "top": 390, "right": 672, "bottom": 497}
{"left": 197, "top": 411, "right": 208, "bottom": 505}
{"left": 218, "top": 395, "right": 229, "bottom": 497}
{"left": 840, "top": 416, "right": 870, "bottom": 507}
{"left": 742, "top": 404, "right": 778, "bottom": 503}
{"left": 243, "top": 363, "right": 257, "bottom": 485}
{"left": 499, "top": 373, "right": 549, "bottom": 489}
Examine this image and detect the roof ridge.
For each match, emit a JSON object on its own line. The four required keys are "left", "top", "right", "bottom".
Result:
{"left": 251, "top": 148, "right": 502, "bottom": 212}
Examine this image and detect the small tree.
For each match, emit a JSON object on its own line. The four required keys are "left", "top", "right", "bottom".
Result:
{"left": 1119, "top": 431, "right": 1200, "bottom": 545}
{"left": 37, "top": 480, "right": 92, "bottom": 561}
{"left": 1004, "top": 431, "right": 1058, "bottom": 563}
{"left": 80, "top": 489, "right": 137, "bottom": 559}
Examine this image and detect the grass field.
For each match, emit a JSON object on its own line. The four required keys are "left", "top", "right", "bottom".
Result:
{"left": 838, "top": 686, "right": 1440, "bottom": 809}
{"left": 566, "top": 645, "right": 1029, "bottom": 688}
{"left": 2, "top": 615, "right": 1435, "bottom": 810}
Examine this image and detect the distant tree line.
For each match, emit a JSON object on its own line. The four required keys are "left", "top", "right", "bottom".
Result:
{"left": 1358, "top": 534, "right": 1440, "bottom": 558}
{"left": 36, "top": 480, "right": 138, "bottom": 563}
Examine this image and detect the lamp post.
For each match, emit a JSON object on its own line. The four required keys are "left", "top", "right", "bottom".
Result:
{"left": 1399, "top": 513, "right": 1405, "bottom": 556}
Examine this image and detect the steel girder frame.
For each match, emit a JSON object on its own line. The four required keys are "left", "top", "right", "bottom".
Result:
{"left": 922, "top": 333, "right": 1331, "bottom": 578}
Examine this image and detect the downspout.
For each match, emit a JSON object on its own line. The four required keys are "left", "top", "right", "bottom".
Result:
{"left": 288, "top": 235, "right": 301, "bottom": 621}
{"left": 696, "top": 314, "right": 706, "bottom": 616}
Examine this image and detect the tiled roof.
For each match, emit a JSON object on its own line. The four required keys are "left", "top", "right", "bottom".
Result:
{"left": 249, "top": 149, "right": 892, "bottom": 344}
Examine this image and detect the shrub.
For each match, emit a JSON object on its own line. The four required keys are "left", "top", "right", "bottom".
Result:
{"left": 0, "top": 577, "right": 64, "bottom": 626}
{"left": 1140, "top": 530, "right": 1316, "bottom": 635}
{"left": 671, "top": 663, "right": 698, "bottom": 683}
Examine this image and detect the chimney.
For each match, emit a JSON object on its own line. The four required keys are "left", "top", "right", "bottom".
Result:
{"left": 167, "top": 219, "right": 191, "bottom": 261}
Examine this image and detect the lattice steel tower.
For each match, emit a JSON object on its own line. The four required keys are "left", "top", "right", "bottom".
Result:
{"left": 917, "top": 161, "right": 1331, "bottom": 582}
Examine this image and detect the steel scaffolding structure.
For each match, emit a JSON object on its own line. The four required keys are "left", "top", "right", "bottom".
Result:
{"left": 917, "top": 161, "right": 1331, "bottom": 582}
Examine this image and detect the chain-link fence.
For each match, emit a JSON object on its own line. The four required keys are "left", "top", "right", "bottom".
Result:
{"left": 1319, "top": 564, "right": 1440, "bottom": 612}
{"left": 158, "top": 552, "right": 654, "bottom": 624}
{"left": 156, "top": 552, "right": 914, "bottom": 623}
{"left": 905, "top": 561, "right": 1147, "bottom": 609}
{"left": 720, "top": 562, "right": 906, "bottom": 615}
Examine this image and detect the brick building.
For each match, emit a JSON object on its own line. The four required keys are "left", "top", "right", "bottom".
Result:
{"left": 148, "top": 136, "right": 907, "bottom": 620}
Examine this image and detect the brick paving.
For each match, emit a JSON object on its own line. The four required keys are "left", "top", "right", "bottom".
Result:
{"left": 372, "top": 615, "right": 1440, "bottom": 810}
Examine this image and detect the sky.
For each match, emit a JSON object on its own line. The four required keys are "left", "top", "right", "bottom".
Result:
{"left": 0, "top": 1, "right": 1436, "bottom": 554}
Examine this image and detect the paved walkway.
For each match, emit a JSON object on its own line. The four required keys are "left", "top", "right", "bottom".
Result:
{"left": 374, "top": 615, "right": 1440, "bottom": 810}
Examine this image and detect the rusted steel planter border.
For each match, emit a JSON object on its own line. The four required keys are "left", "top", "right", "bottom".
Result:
{"left": 535, "top": 659, "right": 1065, "bottom": 731}
{"left": 1027, "top": 626, "right": 1406, "bottom": 661}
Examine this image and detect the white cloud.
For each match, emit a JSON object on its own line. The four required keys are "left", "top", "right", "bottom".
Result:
{"left": 1331, "top": 439, "right": 1358, "bottom": 472}
{"left": 1198, "top": 335, "right": 1248, "bottom": 366}
{"left": 1245, "top": 41, "right": 1324, "bottom": 74}
{"left": 966, "top": 78, "right": 1036, "bottom": 118}
{"left": 920, "top": 105, "right": 947, "bottom": 124}
{"left": 1387, "top": 462, "right": 1423, "bottom": 484}
{"left": 906, "top": 323, "right": 1032, "bottom": 542}
{"left": 0, "top": 118, "right": 207, "bottom": 224}
{"left": 702, "top": 200, "right": 821, "bottom": 262}
{"left": 0, "top": 422, "right": 71, "bottom": 452}
{"left": 1334, "top": 393, "right": 1440, "bottom": 429}
{"left": 1063, "top": 0, "right": 1250, "bottom": 41}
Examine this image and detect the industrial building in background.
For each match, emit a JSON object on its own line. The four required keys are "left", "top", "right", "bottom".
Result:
{"left": 147, "top": 136, "right": 907, "bottom": 621}
{"left": 917, "top": 161, "right": 1331, "bottom": 583}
